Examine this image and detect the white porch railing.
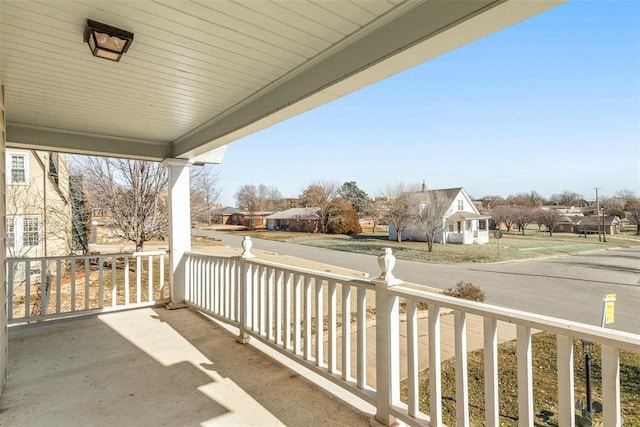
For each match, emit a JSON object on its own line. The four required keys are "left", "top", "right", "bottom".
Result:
{"left": 184, "top": 241, "right": 640, "bottom": 427}
{"left": 7, "top": 251, "right": 168, "bottom": 323}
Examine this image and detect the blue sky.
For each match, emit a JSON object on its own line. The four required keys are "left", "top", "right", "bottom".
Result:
{"left": 216, "top": 1, "right": 640, "bottom": 206}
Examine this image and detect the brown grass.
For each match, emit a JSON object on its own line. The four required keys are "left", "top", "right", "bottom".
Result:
{"left": 401, "top": 332, "right": 640, "bottom": 426}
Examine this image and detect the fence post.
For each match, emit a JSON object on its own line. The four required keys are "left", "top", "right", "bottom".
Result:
{"left": 372, "top": 248, "right": 403, "bottom": 426}
{"left": 236, "top": 253, "right": 253, "bottom": 344}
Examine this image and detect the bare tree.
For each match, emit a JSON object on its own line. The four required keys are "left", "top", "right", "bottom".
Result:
{"left": 481, "top": 195, "right": 507, "bottom": 209}
{"left": 602, "top": 189, "right": 637, "bottom": 221}
{"left": 411, "top": 190, "right": 450, "bottom": 251}
{"left": 626, "top": 198, "right": 640, "bottom": 235}
{"left": 369, "top": 197, "right": 388, "bottom": 234}
{"left": 235, "top": 183, "right": 284, "bottom": 230}
{"left": 508, "top": 191, "right": 545, "bottom": 208}
{"left": 74, "top": 156, "right": 168, "bottom": 251}
{"left": 550, "top": 190, "right": 584, "bottom": 207}
{"left": 535, "top": 208, "right": 561, "bottom": 236}
{"left": 512, "top": 206, "right": 534, "bottom": 235}
{"left": 601, "top": 196, "right": 626, "bottom": 219}
{"left": 190, "top": 165, "right": 221, "bottom": 226}
{"left": 384, "top": 182, "right": 419, "bottom": 243}
{"left": 299, "top": 180, "right": 338, "bottom": 233}
{"left": 614, "top": 189, "right": 637, "bottom": 207}
{"left": 489, "top": 205, "right": 516, "bottom": 232}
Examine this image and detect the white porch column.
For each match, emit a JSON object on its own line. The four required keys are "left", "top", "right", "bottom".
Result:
{"left": 162, "top": 158, "right": 192, "bottom": 308}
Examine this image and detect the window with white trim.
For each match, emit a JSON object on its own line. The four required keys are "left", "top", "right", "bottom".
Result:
{"left": 7, "top": 152, "right": 29, "bottom": 184}
{"left": 6, "top": 217, "right": 15, "bottom": 249}
{"left": 457, "top": 200, "right": 464, "bottom": 211}
{"left": 6, "top": 216, "right": 42, "bottom": 251}
{"left": 23, "top": 217, "right": 40, "bottom": 246}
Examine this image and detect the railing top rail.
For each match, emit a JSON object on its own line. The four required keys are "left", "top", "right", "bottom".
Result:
{"left": 185, "top": 250, "right": 235, "bottom": 259}
{"left": 7, "top": 250, "right": 167, "bottom": 263}
{"left": 392, "top": 285, "right": 640, "bottom": 351}
{"left": 131, "top": 251, "right": 166, "bottom": 257}
{"left": 185, "top": 251, "right": 373, "bottom": 287}
{"left": 246, "top": 257, "right": 372, "bottom": 285}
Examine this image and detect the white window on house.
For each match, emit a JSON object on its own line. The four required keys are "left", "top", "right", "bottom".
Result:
{"left": 6, "top": 217, "right": 15, "bottom": 249}
{"left": 457, "top": 200, "right": 464, "bottom": 211}
{"left": 466, "top": 220, "right": 472, "bottom": 230}
{"left": 7, "top": 152, "right": 29, "bottom": 184}
{"left": 448, "top": 223, "right": 454, "bottom": 232}
{"left": 23, "top": 217, "right": 40, "bottom": 246}
{"left": 6, "top": 216, "right": 42, "bottom": 251}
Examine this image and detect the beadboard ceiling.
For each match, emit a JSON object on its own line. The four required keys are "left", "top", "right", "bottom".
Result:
{"left": 0, "top": 0, "right": 564, "bottom": 161}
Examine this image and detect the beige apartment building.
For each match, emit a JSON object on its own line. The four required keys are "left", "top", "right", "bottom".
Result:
{"left": 5, "top": 150, "right": 73, "bottom": 259}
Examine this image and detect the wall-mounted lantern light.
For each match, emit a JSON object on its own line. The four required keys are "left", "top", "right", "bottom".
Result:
{"left": 84, "top": 19, "right": 134, "bottom": 62}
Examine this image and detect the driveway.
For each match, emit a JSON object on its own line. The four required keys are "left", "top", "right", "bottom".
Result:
{"left": 193, "top": 230, "right": 640, "bottom": 334}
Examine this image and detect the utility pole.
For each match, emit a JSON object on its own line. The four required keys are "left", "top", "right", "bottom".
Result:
{"left": 602, "top": 205, "right": 607, "bottom": 242}
{"left": 595, "top": 187, "right": 601, "bottom": 242}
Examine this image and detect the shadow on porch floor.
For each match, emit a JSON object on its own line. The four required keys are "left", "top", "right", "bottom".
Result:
{"left": 1, "top": 307, "right": 370, "bottom": 426}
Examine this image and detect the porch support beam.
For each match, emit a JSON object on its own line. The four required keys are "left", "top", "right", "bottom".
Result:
{"left": 163, "top": 158, "right": 192, "bottom": 308}
{"left": 7, "top": 124, "right": 170, "bottom": 161}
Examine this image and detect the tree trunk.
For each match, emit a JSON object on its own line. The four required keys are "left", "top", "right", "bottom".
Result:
{"left": 427, "top": 240, "right": 433, "bottom": 252}
{"left": 136, "top": 240, "right": 144, "bottom": 252}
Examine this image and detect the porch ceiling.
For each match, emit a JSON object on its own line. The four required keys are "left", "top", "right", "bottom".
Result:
{"left": 1, "top": 1, "right": 564, "bottom": 161}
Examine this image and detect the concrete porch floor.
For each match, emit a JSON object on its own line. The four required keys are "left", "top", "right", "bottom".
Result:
{"left": 1, "top": 307, "right": 370, "bottom": 426}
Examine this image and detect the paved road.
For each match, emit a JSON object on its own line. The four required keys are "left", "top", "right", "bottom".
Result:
{"left": 194, "top": 230, "right": 640, "bottom": 334}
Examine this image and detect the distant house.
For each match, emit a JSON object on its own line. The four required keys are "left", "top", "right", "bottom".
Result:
{"left": 553, "top": 215, "right": 578, "bottom": 233}
{"left": 212, "top": 207, "right": 240, "bottom": 225}
{"left": 574, "top": 216, "right": 621, "bottom": 235}
{"left": 266, "top": 208, "right": 320, "bottom": 232}
{"left": 389, "top": 187, "right": 491, "bottom": 244}
{"left": 230, "top": 211, "right": 273, "bottom": 229}
{"left": 210, "top": 207, "right": 272, "bottom": 229}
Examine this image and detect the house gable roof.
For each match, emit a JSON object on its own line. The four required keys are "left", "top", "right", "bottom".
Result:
{"left": 266, "top": 208, "right": 320, "bottom": 220}
{"left": 422, "top": 187, "right": 482, "bottom": 217}
{"left": 576, "top": 215, "right": 621, "bottom": 226}
{"left": 213, "top": 207, "right": 239, "bottom": 216}
{"left": 412, "top": 187, "right": 485, "bottom": 221}
{"left": 423, "top": 187, "right": 464, "bottom": 206}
